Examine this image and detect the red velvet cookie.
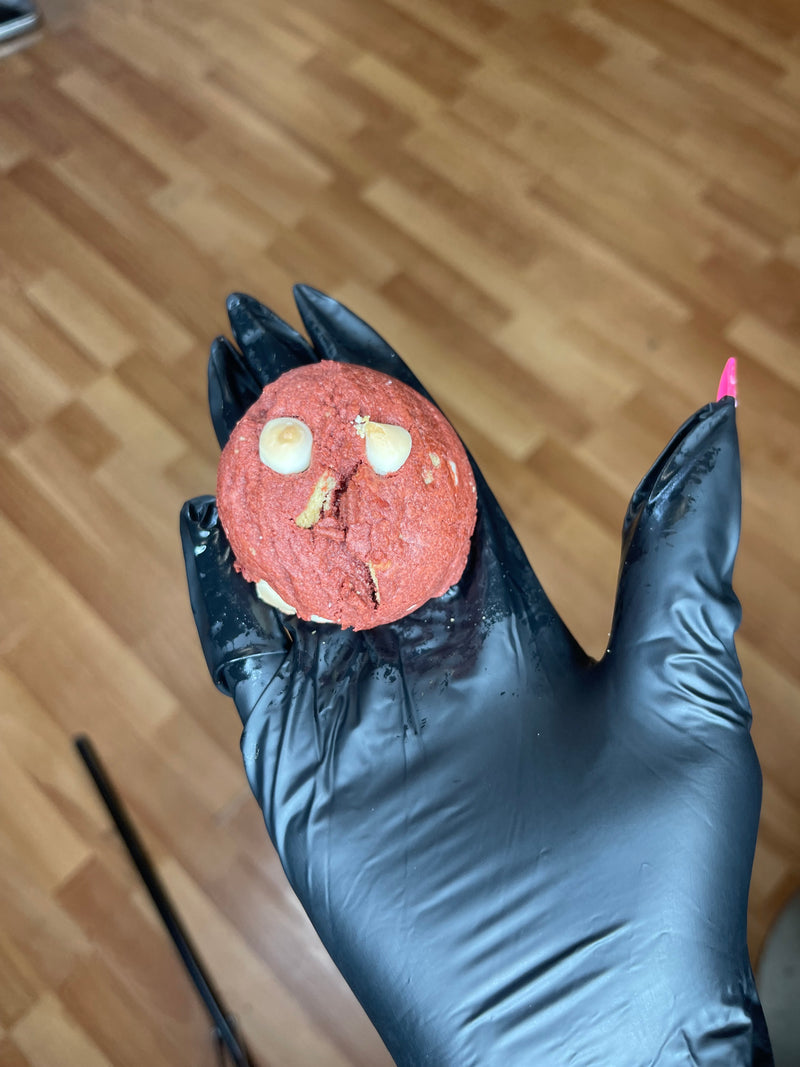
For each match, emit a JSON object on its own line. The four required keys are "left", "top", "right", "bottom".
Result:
{"left": 216, "top": 361, "right": 477, "bottom": 630}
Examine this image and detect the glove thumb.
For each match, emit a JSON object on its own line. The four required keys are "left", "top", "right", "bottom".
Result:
{"left": 180, "top": 495, "right": 289, "bottom": 701}
{"left": 606, "top": 395, "right": 750, "bottom": 726}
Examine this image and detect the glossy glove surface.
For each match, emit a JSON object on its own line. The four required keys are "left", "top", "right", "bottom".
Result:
{"left": 181, "top": 287, "right": 772, "bottom": 1067}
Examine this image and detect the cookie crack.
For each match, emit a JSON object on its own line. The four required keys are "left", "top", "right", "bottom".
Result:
{"left": 295, "top": 463, "right": 380, "bottom": 612}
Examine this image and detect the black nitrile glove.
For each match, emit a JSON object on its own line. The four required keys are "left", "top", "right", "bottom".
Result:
{"left": 181, "top": 287, "right": 772, "bottom": 1067}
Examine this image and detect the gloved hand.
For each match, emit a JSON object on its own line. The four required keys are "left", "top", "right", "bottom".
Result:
{"left": 181, "top": 287, "right": 772, "bottom": 1067}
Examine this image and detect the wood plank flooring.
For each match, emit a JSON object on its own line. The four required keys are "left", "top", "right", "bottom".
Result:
{"left": 1, "top": 0, "right": 799, "bottom": 1063}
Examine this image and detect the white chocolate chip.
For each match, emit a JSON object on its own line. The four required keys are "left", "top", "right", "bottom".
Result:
{"left": 429, "top": 452, "right": 441, "bottom": 468}
{"left": 309, "top": 614, "right": 334, "bottom": 624}
{"left": 259, "top": 417, "right": 312, "bottom": 474}
{"left": 448, "top": 459, "right": 459, "bottom": 486}
{"left": 367, "top": 561, "right": 381, "bottom": 604}
{"left": 255, "top": 579, "right": 296, "bottom": 614}
{"left": 295, "top": 472, "right": 337, "bottom": 528}
{"left": 362, "top": 420, "right": 412, "bottom": 475}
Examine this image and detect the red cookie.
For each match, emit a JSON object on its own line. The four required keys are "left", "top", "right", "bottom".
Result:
{"left": 216, "top": 361, "right": 477, "bottom": 630}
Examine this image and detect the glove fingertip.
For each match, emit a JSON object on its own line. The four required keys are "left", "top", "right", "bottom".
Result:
{"left": 226, "top": 290, "right": 261, "bottom": 327}
{"left": 181, "top": 494, "right": 218, "bottom": 534}
{"left": 623, "top": 399, "right": 739, "bottom": 540}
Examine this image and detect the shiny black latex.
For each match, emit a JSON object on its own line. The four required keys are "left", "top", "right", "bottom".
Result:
{"left": 181, "top": 287, "right": 772, "bottom": 1067}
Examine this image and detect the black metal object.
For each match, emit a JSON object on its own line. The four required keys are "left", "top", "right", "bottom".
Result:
{"left": 0, "top": 1, "right": 42, "bottom": 46}
{"left": 74, "top": 734, "right": 256, "bottom": 1067}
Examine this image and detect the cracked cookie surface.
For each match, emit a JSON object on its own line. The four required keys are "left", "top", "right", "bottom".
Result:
{"left": 217, "top": 361, "right": 477, "bottom": 630}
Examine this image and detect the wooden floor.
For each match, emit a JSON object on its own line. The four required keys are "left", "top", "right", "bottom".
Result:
{"left": 1, "top": 0, "right": 799, "bottom": 1063}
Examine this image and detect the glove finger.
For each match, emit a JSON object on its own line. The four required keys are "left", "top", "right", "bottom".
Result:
{"left": 294, "top": 283, "right": 584, "bottom": 669}
{"left": 180, "top": 495, "right": 291, "bottom": 700}
{"left": 607, "top": 398, "right": 750, "bottom": 725}
{"left": 209, "top": 293, "right": 318, "bottom": 448}
{"left": 208, "top": 335, "right": 264, "bottom": 448}
{"left": 293, "top": 284, "right": 437, "bottom": 404}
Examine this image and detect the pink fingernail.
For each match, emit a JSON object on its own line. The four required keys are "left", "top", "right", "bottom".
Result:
{"left": 716, "top": 357, "right": 737, "bottom": 405}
